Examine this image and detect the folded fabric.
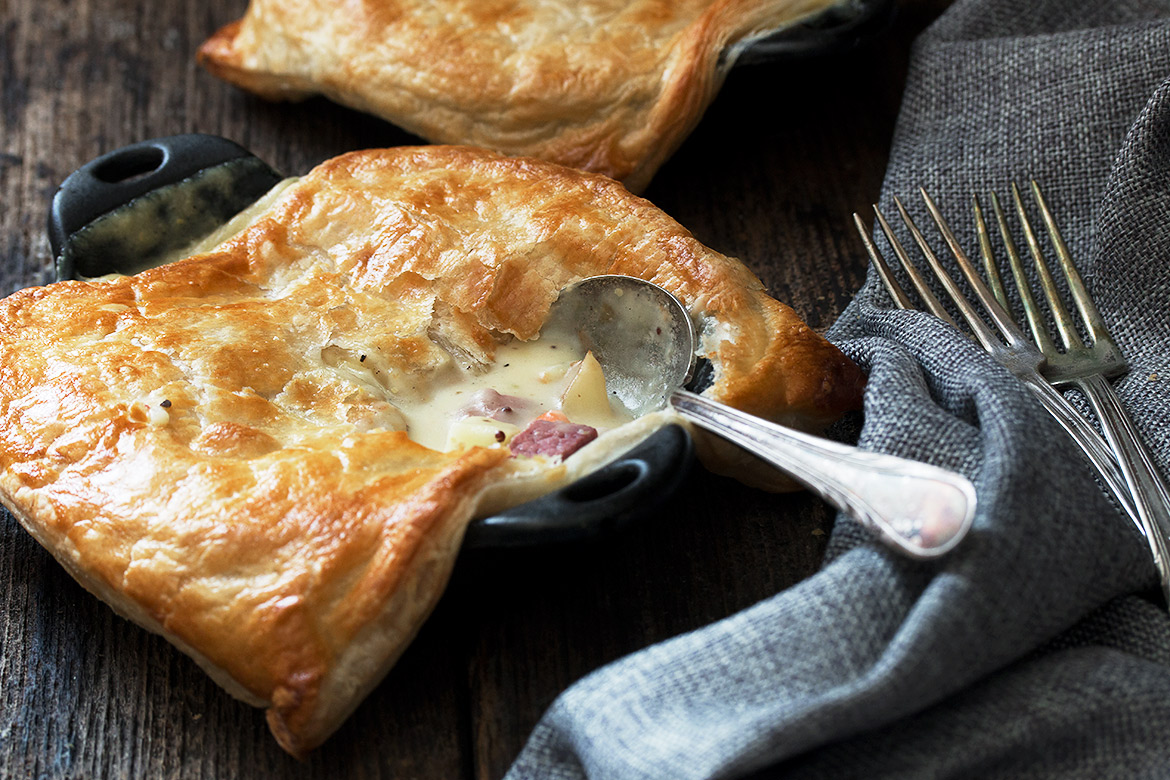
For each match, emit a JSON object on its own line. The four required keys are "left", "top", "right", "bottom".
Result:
{"left": 505, "top": 1, "right": 1170, "bottom": 777}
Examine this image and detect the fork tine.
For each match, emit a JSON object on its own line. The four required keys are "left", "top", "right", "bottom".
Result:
{"left": 1029, "top": 180, "right": 1111, "bottom": 345}
{"left": 972, "top": 193, "right": 1011, "bottom": 310}
{"left": 915, "top": 189, "right": 1027, "bottom": 349}
{"left": 987, "top": 190, "right": 1060, "bottom": 357}
{"left": 1011, "top": 182, "right": 1083, "bottom": 350}
{"left": 866, "top": 203, "right": 959, "bottom": 326}
{"left": 852, "top": 212, "right": 918, "bottom": 311}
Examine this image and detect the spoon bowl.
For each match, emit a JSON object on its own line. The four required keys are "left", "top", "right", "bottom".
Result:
{"left": 545, "top": 275, "right": 977, "bottom": 559}
{"left": 542, "top": 275, "right": 696, "bottom": 417}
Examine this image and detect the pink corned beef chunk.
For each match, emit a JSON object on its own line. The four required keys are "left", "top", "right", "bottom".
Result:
{"left": 510, "top": 419, "right": 598, "bottom": 459}
{"left": 459, "top": 388, "right": 534, "bottom": 425}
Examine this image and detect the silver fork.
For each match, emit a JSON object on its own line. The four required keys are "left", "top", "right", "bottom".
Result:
{"left": 853, "top": 188, "right": 1170, "bottom": 602}
{"left": 978, "top": 182, "right": 1170, "bottom": 596}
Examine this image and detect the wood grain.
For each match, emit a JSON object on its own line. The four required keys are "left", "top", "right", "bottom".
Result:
{"left": 0, "top": 0, "right": 952, "bottom": 777}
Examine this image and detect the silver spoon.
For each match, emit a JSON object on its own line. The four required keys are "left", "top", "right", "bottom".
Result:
{"left": 544, "top": 275, "right": 976, "bottom": 559}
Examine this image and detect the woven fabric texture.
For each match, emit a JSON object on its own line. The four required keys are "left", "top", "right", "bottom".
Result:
{"left": 506, "top": 1, "right": 1170, "bottom": 777}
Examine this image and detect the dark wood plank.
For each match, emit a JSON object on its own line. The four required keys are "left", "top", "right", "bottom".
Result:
{"left": 0, "top": 0, "right": 954, "bottom": 777}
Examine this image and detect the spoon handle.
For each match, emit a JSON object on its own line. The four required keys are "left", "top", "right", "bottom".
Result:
{"left": 670, "top": 390, "right": 975, "bottom": 558}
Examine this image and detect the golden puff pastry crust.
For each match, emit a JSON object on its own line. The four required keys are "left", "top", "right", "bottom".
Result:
{"left": 197, "top": 0, "right": 843, "bottom": 192}
{"left": 0, "top": 146, "right": 864, "bottom": 756}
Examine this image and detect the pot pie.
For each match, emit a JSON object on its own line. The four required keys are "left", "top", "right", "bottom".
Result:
{"left": 0, "top": 145, "right": 865, "bottom": 755}
{"left": 197, "top": 0, "right": 845, "bottom": 192}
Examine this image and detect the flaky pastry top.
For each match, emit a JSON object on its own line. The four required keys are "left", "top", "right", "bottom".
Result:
{"left": 198, "top": 0, "right": 842, "bottom": 191}
{"left": 0, "top": 146, "right": 863, "bottom": 755}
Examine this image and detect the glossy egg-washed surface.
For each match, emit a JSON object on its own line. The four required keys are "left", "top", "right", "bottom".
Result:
{"left": 198, "top": 0, "right": 843, "bottom": 191}
{"left": 0, "top": 146, "right": 864, "bottom": 756}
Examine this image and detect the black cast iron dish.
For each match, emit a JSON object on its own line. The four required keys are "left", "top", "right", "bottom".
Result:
{"left": 734, "top": 0, "right": 895, "bottom": 65}
{"left": 47, "top": 134, "right": 695, "bottom": 549}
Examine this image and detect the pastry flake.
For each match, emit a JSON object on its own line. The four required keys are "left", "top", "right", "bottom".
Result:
{"left": 0, "top": 146, "right": 864, "bottom": 755}
{"left": 197, "top": 0, "right": 844, "bottom": 191}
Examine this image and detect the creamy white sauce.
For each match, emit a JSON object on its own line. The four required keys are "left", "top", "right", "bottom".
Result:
{"left": 393, "top": 332, "right": 633, "bottom": 452}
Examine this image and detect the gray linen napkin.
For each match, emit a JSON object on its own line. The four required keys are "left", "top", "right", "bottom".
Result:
{"left": 505, "top": 1, "right": 1170, "bottom": 777}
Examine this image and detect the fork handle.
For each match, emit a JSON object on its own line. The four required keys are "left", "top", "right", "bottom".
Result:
{"left": 1019, "top": 374, "right": 1140, "bottom": 526}
{"left": 1077, "top": 374, "right": 1170, "bottom": 601}
{"left": 670, "top": 390, "right": 976, "bottom": 559}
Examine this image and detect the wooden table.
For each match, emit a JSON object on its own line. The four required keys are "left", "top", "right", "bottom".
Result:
{"left": 0, "top": 1, "right": 950, "bottom": 776}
